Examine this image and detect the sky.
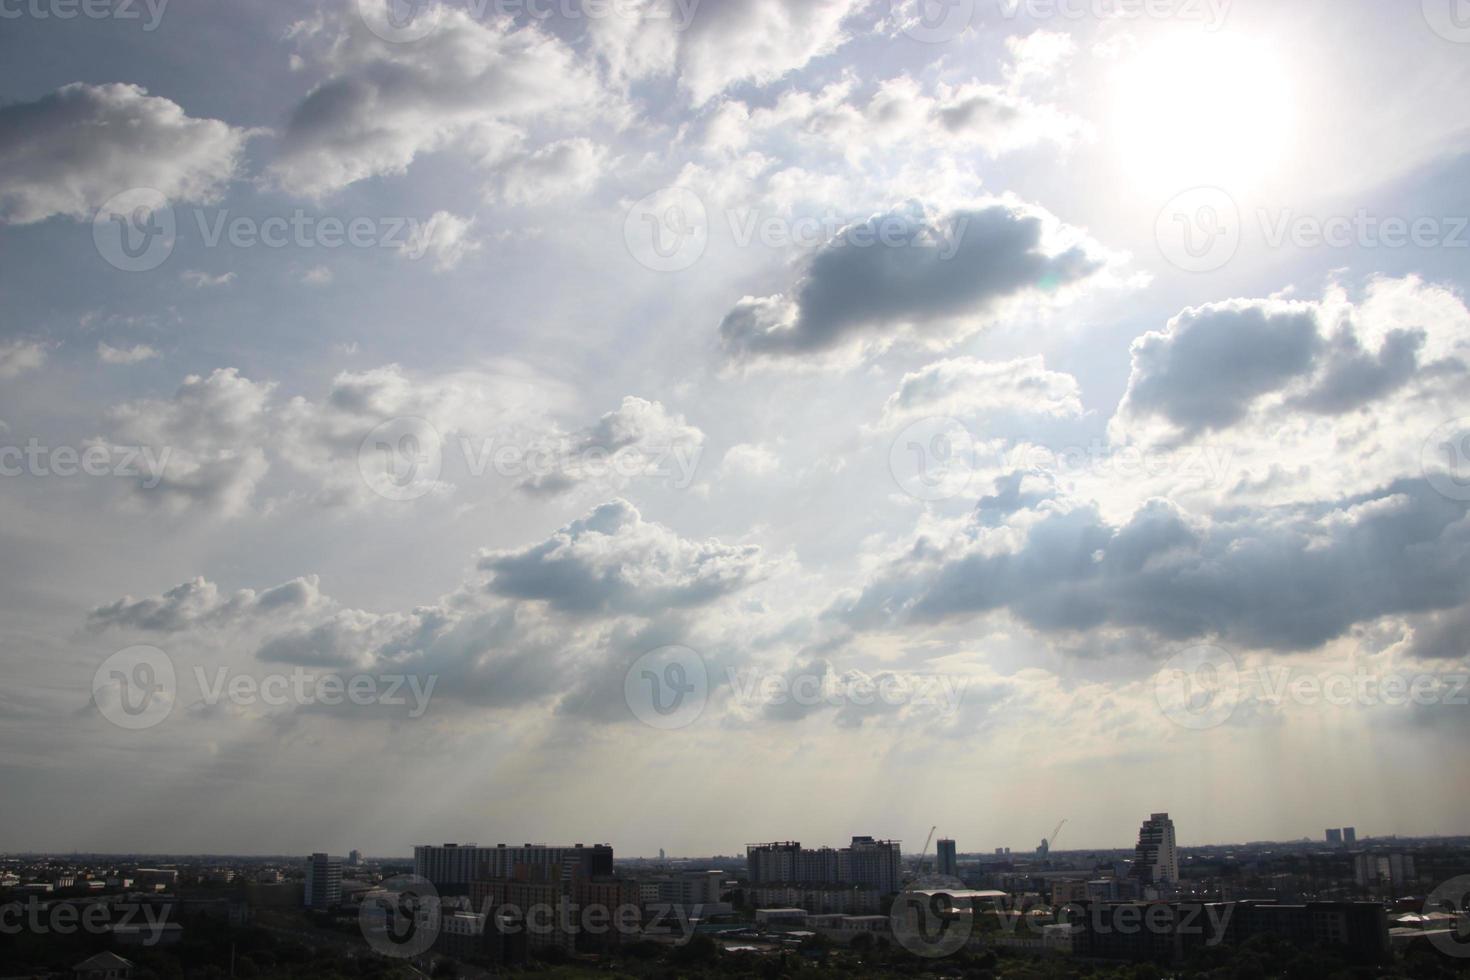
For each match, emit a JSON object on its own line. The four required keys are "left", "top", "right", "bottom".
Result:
{"left": 1, "top": 0, "right": 1469, "bottom": 859}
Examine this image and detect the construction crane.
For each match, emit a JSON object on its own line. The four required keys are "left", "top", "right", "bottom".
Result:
{"left": 1043, "top": 818, "right": 1067, "bottom": 853}
{"left": 918, "top": 825, "right": 937, "bottom": 872}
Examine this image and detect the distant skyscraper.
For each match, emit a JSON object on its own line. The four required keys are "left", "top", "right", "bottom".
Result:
{"left": 936, "top": 839, "right": 958, "bottom": 878}
{"left": 304, "top": 853, "right": 342, "bottom": 910}
{"left": 747, "top": 837, "right": 900, "bottom": 893}
{"left": 1326, "top": 828, "right": 1343, "bottom": 845}
{"left": 348, "top": 849, "right": 362, "bottom": 866}
{"left": 1343, "top": 827, "right": 1357, "bottom": 846}
{"left": 1130, "top": 813, "right": 1179, "bottom": 885}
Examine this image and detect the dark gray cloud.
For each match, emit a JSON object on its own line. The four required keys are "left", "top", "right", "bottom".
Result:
{"left": 834, "top": 477, "right": 1470, "bottom": 653}
{"left": 1121, "top": 302, "right": 1322, "bottom": 437}
{"left": 720, "top": 204, "right": 1105, "bottom": 362}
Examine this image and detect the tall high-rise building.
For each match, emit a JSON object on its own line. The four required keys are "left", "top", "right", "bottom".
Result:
{"left": 1343, "top": 827, "right": 1357, "bottom": 846}
{"left": 1326, "top": 828, "right": 1343, "bottom": 845}
{"left": 1129, "top": 813, "right": 1179, "bottom": 885}
{"left": 747, "top": 837, "right": 901, "bottom": 893}
{"left": 304, "top": 853, "right": 342, "bottom": 910}
{"left": 348, "top": 849, "right": 363, "bottom": 866}
{"left": 936, "top": 839, "right": 958, "bottom": 878}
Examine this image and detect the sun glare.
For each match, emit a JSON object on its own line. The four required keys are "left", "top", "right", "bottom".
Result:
{"left": 1110, "top": 31, "right": 1297, "bottom": 197}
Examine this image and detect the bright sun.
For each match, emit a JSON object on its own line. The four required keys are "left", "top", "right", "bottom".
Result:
{"left": 1109, "top": 30, "right": 1297, "bottom": 197}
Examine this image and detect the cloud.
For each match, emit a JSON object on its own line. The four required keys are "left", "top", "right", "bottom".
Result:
{"left": 591, "top": 0, "right": 865, "bottom": 106}
{"left": 720, "top": 443, "right": 781, "bottom": 478}
{"left": 182, "top": 270, "right": 236, "bottom": 288}
{"left": 480, "top": 498, "right": 771, "bottom": 615}
{"left": 881, "top": 356, "right": 1083, "bottom": 427}
{"left": 98, "top": 342, "right": 160, "bottom": 365}
{"left": 398, "top": 211, "right": 481, "bottom": 271}
{"left": 89, "top": 575, "right": 330, "bottom": 633}
{"left": 514, "top": 396, "right": 705, "bottom": 497}
{"left": 719, "top": 201, "right": 1112, "bottom": 365}
{"left": 1113, "top": 278, "right": 1470, "bottom": 446}
{"left": 273, "top": 9, "right": 607, "bottom": 197}
{"left": 0, "top": 339, "right": 47, "bottom": 378}
{"left": 104, "top": 368, "right": 276, "bottom": 515}
{"left": 489, "top": 137, "right": 609, "bottom": 206}
{"left": 301, "top": 265, "right": 334, "bottom": 285}
{"left": 833, "top": 475, "right": 1470, "bottom": 654}
{"left": 0, "top": 82, "right": 249, "bottom": 224}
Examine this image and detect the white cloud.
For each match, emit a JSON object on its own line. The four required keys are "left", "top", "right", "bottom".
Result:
{"left": 490, "top": 138, "right": 609, "bottom": 206}
{"left": 0, "top": 339, "right": 47, "bottom": 379}
{"left": 398, "top": 211, "right": 481, "bottom": 271}
{"left": 98, "top": 342, "right": 161, "bottom": 365}
{"left": 273, "top": 9, "right": 609, "bottom": 197}
{"left": 181, "top": 270, "right": 236, "bottom": 288}
{"left": 0, "top": 82, "right": 249, "bottom": 224}
{"left": 881, "top": 356, "right": 1084, "bottom": 427}
{"left": 720, "top": 443, "right": 781, "bottom": 478}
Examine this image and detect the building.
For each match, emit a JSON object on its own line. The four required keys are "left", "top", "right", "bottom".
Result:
{"left": 414, "top": 843, "right": 613, "bottom": 894}
{"left": 748, "top": 884, "right": 882, "bottom": 915}
{"left": 1129, "top": 813, "right": 1179, "bottom": 885}
{"left": 747, "top": 837, "right": 899, "bottom": 893}
{"left": 1326, "top": 828, "right": 1343, "bottom": 846}
{"left": 348, "top": 849, "right": 363, "bottom": 867}
{"left": 304, "top": 853, "right": 342, "bottom": 910}
{"left": 1343, "top": 827, "right": 1357, "bottom": 846}
{"left": 72, "top": 952, "right": 136, "bottom": 980}
{"left": 937, "top": 839, "right": 958, "bottom": 878}
{"left": 1354, "top": 852, "right": 1416, "bottom": 891}
{"left": 640, "top": 870, "right": 726, "bottom": 914}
